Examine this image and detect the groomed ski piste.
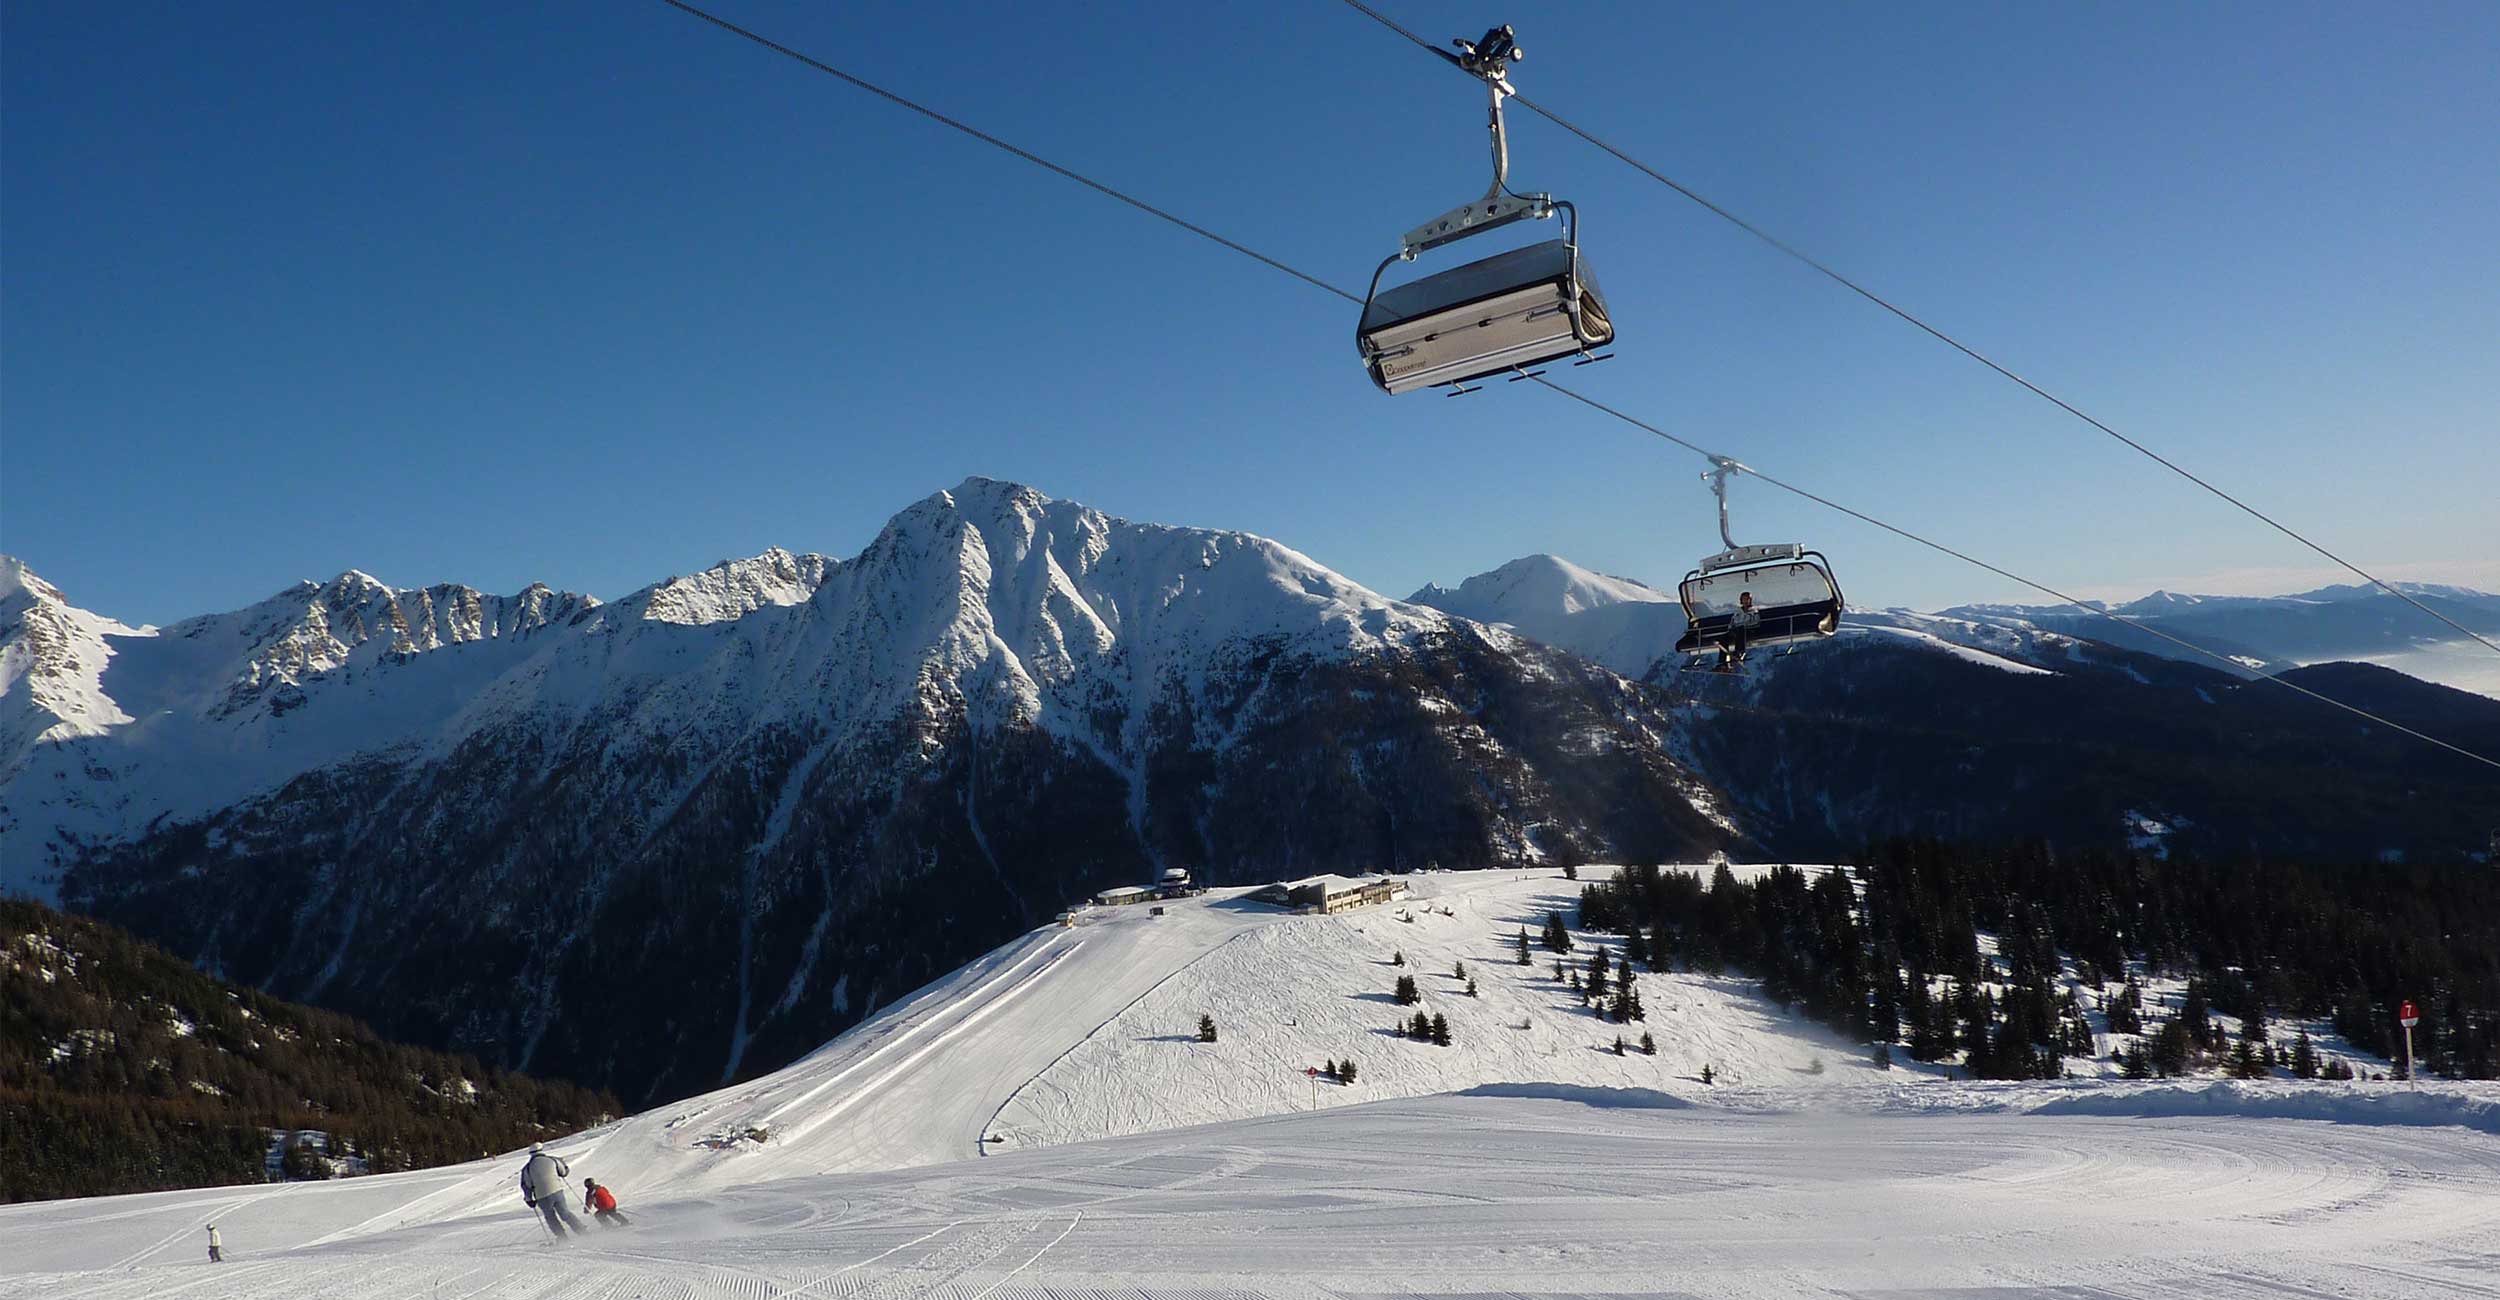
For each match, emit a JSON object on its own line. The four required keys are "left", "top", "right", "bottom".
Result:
{"left": 6, "top": 868, "right": 2497, "bottom": 1299}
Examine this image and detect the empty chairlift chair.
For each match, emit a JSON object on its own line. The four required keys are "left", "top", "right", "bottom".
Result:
{"left": 1356, "top": 26, "right": 1616, "bottom": 395}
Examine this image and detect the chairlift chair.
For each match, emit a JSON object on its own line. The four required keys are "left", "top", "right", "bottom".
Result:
{"left": 1357, "top": 26, "right": 1615, "bottom": 395}
{"left": 1673, "top": 461, "right": 1844, "bottom": 661}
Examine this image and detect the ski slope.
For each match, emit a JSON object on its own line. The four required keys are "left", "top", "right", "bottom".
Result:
{"left": 9, "top": 1091, "right": 2499, "bottom": 1298}
{"left": 6, "top": 867, "right": 2499, "bottom": 1297}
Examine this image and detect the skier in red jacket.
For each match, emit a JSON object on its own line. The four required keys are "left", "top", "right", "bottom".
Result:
{"left": 583, "top": 1177, "right": 633, "bottom": 1228}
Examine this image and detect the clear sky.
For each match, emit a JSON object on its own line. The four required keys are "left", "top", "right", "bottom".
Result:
{"left": 6, "top": 1, "right": 2495, "bottom": 627}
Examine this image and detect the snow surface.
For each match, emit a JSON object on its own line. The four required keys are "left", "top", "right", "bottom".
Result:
{"left": 5, "top": 866, "right": 2497, "bottom": 1297}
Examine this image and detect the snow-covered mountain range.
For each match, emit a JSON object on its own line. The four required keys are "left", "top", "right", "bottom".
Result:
{"left": 1945, "top": 581, "right": 2500, "bottom": 693}
{"left": 1, "top": 480, "right": 1727, "bottom": 1103}
{"left": 1411, "top": 552, "right": 2500, "bottom": 692}
{"left": 6, "top": 485, "right": 2494, "bottom": 1105}
{"left": 1408, "top": 552, "right": 2500, "bottom": 862}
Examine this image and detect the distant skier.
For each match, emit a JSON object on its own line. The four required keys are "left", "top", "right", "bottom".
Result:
{"left": 205, "top": 1223, "right": 223, "bottom": 1263}
{"left": 583, "top": 1177, "right": 633, "bottom": 1228}
{"left": 518, "top": 1143, "right": 588, "bottom": 1237}
{"left": 1716, "top": 591, "right": 1762, "bottom": 671}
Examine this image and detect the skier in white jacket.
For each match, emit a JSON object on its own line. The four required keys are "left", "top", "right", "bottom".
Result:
{"left": 518, "top": 1143, "right": 589, "bottom": 1237}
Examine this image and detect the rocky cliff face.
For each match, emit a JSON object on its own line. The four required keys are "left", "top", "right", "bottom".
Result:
{"left": 4, "top": 481, "right": 1731, "bottom": 1104}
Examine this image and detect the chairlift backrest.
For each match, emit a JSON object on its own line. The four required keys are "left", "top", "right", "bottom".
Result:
{"left": 1359, "top": 238, "right": 1613, "bottom": 394}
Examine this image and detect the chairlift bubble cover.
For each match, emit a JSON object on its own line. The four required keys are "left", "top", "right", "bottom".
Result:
{"left": 1360, "top": 240, "right": 1612, "bottom": 394}
{"left": 1674, "top": 558, "right": 1843, "bottom": 654}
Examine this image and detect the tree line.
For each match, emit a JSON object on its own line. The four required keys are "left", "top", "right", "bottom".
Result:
{"left": 1574, "top": 840, "right": 2500, "bottom": 1080}
{"left": 2, "top": 898, "right": 618, "bottom": 1202}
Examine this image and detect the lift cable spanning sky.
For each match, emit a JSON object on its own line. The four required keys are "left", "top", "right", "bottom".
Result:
{"left": 1333, "top": 0, "right": 2500, "bottom": 662}
{"left": 651, "top": 0, "right": 2500, "bottom": 775}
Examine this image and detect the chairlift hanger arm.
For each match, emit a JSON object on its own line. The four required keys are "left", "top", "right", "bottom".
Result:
{"left": 1399, "top": 25, "right": 1552, "bottom": 255}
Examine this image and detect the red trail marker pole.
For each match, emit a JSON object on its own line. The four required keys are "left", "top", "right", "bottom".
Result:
{"left": 2398, "top": 1000, "right": 2420, "bottom": 1086}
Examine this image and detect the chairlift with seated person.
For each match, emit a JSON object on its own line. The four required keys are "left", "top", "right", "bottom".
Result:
{"left": 1674, "top": 460, "right": 1843, "bottom": 669}
{"left": 1357, "top": 26, "right": 1615, "bottom": 395}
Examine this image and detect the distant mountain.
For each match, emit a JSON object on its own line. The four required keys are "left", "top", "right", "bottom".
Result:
{"left": 2, "top": 895, "right": 616, "bottom": 1202}
{"left": 1411, "top": 557, "right": 2500, "bottom": 863}
{"left": 1940, "top": 582, "right": 2500, "bottom": 687}
{"left": 1, "top": 481, "right": 1730, "bottom": 1104}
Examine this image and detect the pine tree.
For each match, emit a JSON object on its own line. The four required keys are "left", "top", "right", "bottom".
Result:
{"left": 1453, "top": 961, "right": 1467, "bottom": 981}
{"left": 2291, "top": 1028, "right": 2318, "bottom": 1080}
{"left": 1466, "top": 977, "right": 1479, "bottom": 998}
{"left": 1340, "top": 1058, "right": 1357, "bottom": 1084}
{"left": 1516, "top": 929, "right": 1533, "bottom": 966}
{"left": 1395, "top": 975, "right": 1420, "bottom": 1006}
{"left": 1542, "top": 912, "right": 1574, "bottom": 954}
{"left": 1586, "top": 952, "right": 1610, "bottom": 1002}
{"left": 1641, "top": 1032, "right": 1658, "bottom": 1056}
{"left": 1430, "top": 1013, "right": 1451, "bottom": 1047}
{"left": 1699, "top": 1064, "right": 1715, "bottom": 1086}
{"left": 1392, "top": 950, "right": 1405, "bottom": 967}
{"left": 1197, "top": 1014, "right": 1218, "bottom": 1043}
{"left": 1412, "top": 1011, "right": 1433, "bottom": 1040}
{"left": 1612, "top": 1035, "right": 1626, "bottom": 1055}
{"left": 2230, "top": 1040, "right": 2263, "bottom": 1079}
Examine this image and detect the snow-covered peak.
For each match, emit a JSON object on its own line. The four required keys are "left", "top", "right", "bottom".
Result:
{"left": 2, "top": 558, "right": 148, "bottom": 781}
{"left": 634, "top": 547, "right": 839, "bottom": 625}
{"left": 0, "top": 556, "right": 65, "bottom": 608}
{"left": 1413, "top": 553, "right": 1671, "bottom": 625}
{"left": 1409, "top": 553, "right": 1690, "bottom": 678}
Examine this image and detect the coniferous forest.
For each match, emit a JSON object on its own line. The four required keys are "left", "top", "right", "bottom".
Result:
{"left": 1577, "top": 840, "right": 2500, "bottom": 1081}
{"left": 2, "top": 899, "right": 618, "bottom": 1203}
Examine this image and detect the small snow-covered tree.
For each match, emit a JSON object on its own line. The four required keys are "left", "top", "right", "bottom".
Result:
{"left": 1197, "top": 1014, "right": 1218, "bottom": 1043}
{"left": 1699, "top": 1064, "right": 1715, "bottom": 1086}
{"left": 1392, "top": 950, "right": 1405, "bottom": 967}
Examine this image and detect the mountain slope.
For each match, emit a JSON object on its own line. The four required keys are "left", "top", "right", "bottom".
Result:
{"left": 1, "top": 896, "right": 616, "bottom": 1202}
{"left": 1412, "top": 555, "right": 2500, "bottom": 861}
{"left": 2, "top": 481, "right": 1733, "bottom": 1105}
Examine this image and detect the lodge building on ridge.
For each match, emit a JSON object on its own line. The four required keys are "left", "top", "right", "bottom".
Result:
{"left": 1250, "top": 874, "right": 1405, "bottom": 915}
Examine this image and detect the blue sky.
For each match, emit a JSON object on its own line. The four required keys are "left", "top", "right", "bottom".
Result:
{"left": 7, "top": 1, "right": 2495, "bottom": 627}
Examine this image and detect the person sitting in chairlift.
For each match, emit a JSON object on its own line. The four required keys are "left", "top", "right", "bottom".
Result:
{"left": 1717, "top": 591, "right": 1762, "bottom": 671}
